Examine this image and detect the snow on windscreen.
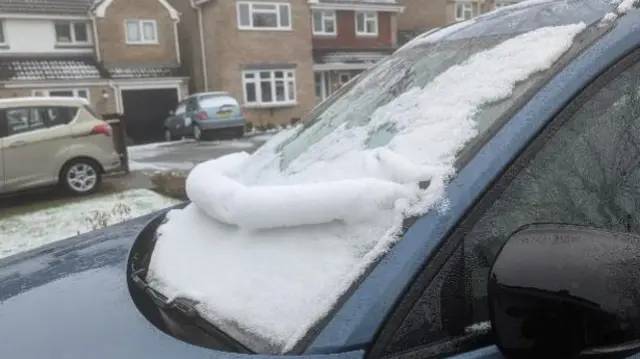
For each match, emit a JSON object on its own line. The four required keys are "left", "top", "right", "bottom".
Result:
{"left": 146, "top": 23, "right": 586, "bottom": 353}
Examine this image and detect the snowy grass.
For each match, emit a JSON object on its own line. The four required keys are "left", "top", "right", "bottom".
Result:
{"left": 0, "top": 189, "right": 180, "bottom": 259}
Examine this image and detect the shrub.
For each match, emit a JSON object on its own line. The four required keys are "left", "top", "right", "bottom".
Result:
{"left": 265, "top": 122, "right": 276, "bottom": 130}
{"left": 245, "top": 122, "right": 254, "bottom": 132}
{"left": 290, "top": 117, "right": 301, "bottom": 125}
{"left": 85, "top": 201, "right": 133, "bottom": 230}
{"left": 255, "top": 123, "right": 268, "bottom": 132}
{"left": 150, "top": 171, "right": 189, "bottom": 200}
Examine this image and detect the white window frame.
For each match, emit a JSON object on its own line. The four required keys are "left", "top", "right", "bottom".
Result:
{"left": 124, "top": 19, "right": 158, "bottom": 45}
{"left": 355, "top": 11, "right": 378, "bottom": 37}
{"left": 33, "top": 89, "right": 90, "bottom": 99}
{"left": 241, "top": 69, "right": 296, "bottom": 107}
{"left": 54, "top": 21, "right": 91, "bottom": 45}
{"left": 312, "top": 10, "right": 336, "bottom": 36}
{"left": 237, "top": 2, "right": 292, "bottom": 31}
{"left": 455, "top": 1, "right": 479, "bottom": 21}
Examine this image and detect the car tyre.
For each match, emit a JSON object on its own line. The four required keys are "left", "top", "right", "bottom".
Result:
{"left": 60, "top": 159, "right": 102, "bottom": 196}
{"left": 194, "top": 125, "right": 210, "bottom": 142}
{"left": 235, "top": 126, "right": 245, "bottom": 138}
{"left": 164, "top": 128, "right": 176, "bottom": 142}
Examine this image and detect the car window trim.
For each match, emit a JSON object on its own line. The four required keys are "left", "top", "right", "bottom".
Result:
{"left": 365, "top": 45, "right": 640, "bottom": 359}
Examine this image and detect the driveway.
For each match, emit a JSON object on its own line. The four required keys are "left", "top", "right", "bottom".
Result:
{"left": 128, "top": 133, "right": 274, "bottom": 172}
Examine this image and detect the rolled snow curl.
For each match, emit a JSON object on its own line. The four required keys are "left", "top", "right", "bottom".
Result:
{"left": 184, "top": 150, "right": 436, "bottom": 230}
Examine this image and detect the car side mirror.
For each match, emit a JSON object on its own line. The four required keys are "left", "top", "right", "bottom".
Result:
{"left": 489, "top": 224, "right": 640, "bottom": 359}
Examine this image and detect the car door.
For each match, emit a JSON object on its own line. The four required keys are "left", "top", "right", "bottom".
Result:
{"left": 1, "top": 106, "right": 73, "bottom": 192}
{"left": 165, "top": 100, "right": 188, "bottom": 133}
{"left": 366, "top": 48, "right": 640, "bottom": 359}
{"left": 184, "top": 96, "right": 199, "bottom": 129}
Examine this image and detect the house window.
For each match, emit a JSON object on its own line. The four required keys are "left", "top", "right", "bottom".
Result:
{"left": 493, "top": 1, "right": 517, "bottom": 9}
{"left": 0, "top": 21, "right": 6, "bottom": 45}
{"left": 242, "top": 69, "right": 296, "bottom": 106}
{"left": 455, "top": 1, "right": 480, "bottom": 21}
{"left": 125, "top": 20, "right": 158, "bottom": 44}
{"left": 355, "top": 11, "right": 378, "bottom": 36}
{"left": 339, "top": 72, "right": 351, "bottom": 85}
{"left": 54, "top": 22, "right": 90, "bottom": 44}
{"left": 237, "top": 2, "right": 291, "bottom": 30}
{"left": 312, "top": 10, "right": 336, "bottom": 35}
{"left": 34, "top": 89, "right": 89, "bottom": 99}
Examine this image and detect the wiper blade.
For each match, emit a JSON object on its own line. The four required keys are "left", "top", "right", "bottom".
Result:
{"left": 130, "top": 268, "right": 253, "bottom": 353}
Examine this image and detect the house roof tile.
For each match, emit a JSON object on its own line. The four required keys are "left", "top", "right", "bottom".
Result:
{"left": 0, "top": 55, "right": 107, "bottom": 81}
{"left": 106, "top": 66, "right": 184, "bottom": 79}
{"left": 0, "top": 0, "right": 95, "bottom": 15}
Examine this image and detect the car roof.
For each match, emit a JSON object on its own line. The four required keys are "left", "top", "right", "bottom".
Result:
{"left": 0, "top": 96, "right": 89, "bottom": 108}
{"left": 187, "top": 91, "right": 231, "bottom": 99}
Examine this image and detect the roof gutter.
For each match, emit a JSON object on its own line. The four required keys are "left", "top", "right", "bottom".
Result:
{"left": 89, "top": 12, "right": 101, "bottom": 62}
{"left": 309, "top": 3, "right": 405, "bottom": 12}
{"left": 190, "top": 0, "right": 209, "bottom": 91}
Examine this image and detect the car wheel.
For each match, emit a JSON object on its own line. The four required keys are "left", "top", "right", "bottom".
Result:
{"left": 60, "top": 159, "right": 102, "bottom": 195}
{"left": 235, "top": 126, "right": 245, "bottom": 138}
{"left": 193, "top": 125, "right": 203, "bottom": 141}
{"left": 164, "top": 128, "right": 175, "bottom": 142}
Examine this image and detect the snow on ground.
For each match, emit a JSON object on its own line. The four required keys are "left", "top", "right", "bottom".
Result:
{"left": 147, "top": 24, "right": 587, "bottom": 353}
{"left": 127, "top": 134, "right": 273, "bottom": 173}
{"left": 0, "top": 189, "right": 180, "bottom": 259}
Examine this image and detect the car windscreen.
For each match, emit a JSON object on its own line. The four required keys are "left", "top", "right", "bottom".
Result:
{"left": 145, "top": 1, "right": 617, "bottom": 355}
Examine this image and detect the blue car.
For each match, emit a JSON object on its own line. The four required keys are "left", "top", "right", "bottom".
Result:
{"left": 163, "top": 91, "right": 246, "bottom": 142}
{"left": 5, "top": 1, "right": 640, "bottom": 358}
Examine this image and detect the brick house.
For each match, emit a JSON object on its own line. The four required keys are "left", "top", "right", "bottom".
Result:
{"left": 169, "top": 0, "right": 404, "bottom": 125}
{"left": 395, "top": 0, "right": 521, "bottom": 45}
{"left": 0, "top": 0, "right": 190, "bottom": 144}
{"left": 310, "top": 0, "right": 404, "bottom": 103}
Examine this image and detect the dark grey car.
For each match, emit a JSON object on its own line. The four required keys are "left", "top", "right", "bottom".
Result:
{"left": 163, "top": 91, "right": 246, "bottom": 141}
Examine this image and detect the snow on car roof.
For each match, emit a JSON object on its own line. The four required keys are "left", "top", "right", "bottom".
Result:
{"left": 147, "top": 23, "right": 587, "bottom": 353}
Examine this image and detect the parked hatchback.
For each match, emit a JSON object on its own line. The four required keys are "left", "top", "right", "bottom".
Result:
{"left": 0, "top": 96, "right": 121, "bottom": 196}
{"left": 163, "top": 91, "right": 246, "bottom": 141}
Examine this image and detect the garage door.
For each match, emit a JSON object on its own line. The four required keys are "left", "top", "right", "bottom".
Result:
{"left": 121, "top": 88, "right": 178, "bottom": 145}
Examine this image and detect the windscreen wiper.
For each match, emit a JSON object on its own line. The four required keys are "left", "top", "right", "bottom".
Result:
{"left": 130, "top": 268, "right": 253, "bottom": 354}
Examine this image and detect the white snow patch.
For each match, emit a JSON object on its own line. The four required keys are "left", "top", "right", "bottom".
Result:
{"left": 147, "top": 24, "right": 586, "bottom": 353}
{"left": 600, "top": 0, "right": 637, "bottom": 24}
{"left": 129, "top": 160, "right": 196, "bottom": 173}
{"left": 0, "top": 189, "right": 179, "bottom": 259}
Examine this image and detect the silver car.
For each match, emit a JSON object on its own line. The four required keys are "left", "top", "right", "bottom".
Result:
{"left": 163, "top": 91, "right": 246, "bottom": 141}
{"left": 0, "top": 96, "right": 122, "bottom": 196}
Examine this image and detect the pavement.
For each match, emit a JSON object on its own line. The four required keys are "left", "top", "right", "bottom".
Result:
{"left": 127, "top": 133, "right": 274, "bottom": 173}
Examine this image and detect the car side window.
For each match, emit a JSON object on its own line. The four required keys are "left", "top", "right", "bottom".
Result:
{"left": 377, "top": 58, "right": 640, "bottom": 358}
{"left": 175, "top": 102, "right": 187, "bottom": 115}
{"left": 6, "top": 106, "right": 77, "bottom": 136}
{"left": 185, "top": 98, "right": 198, "bottom": 112}
{"left": 36, "top": 106, "right": 78, "bottom": 127}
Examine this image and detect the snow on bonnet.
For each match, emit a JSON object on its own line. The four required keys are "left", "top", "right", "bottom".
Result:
{"left": 147, "top": 23, "right": 587, "bottom": 353}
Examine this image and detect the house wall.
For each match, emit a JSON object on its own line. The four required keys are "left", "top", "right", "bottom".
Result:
{"left": 0, "top": 85, "right": 118, "bottom": 114}
{"left": 0, "top": 19, "right": 94, "bottom": 54}
{"left": 202, "top": 0, "right": 315, "bottom": 125}
{"left": 95, "top": 0, "right": 179, "bottom": 66}
{"left": 396, "top": 0, "right": 449, "bottom": 31}
{"left": 312, "top": 11, "right": 395, "bottom": 49}
{"left": 168, "top": 0, "right": 205, "bottom": 94}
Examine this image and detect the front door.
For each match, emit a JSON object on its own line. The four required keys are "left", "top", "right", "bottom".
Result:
{"left": 1, "top": 107, "right": 73, "bottom": 192}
